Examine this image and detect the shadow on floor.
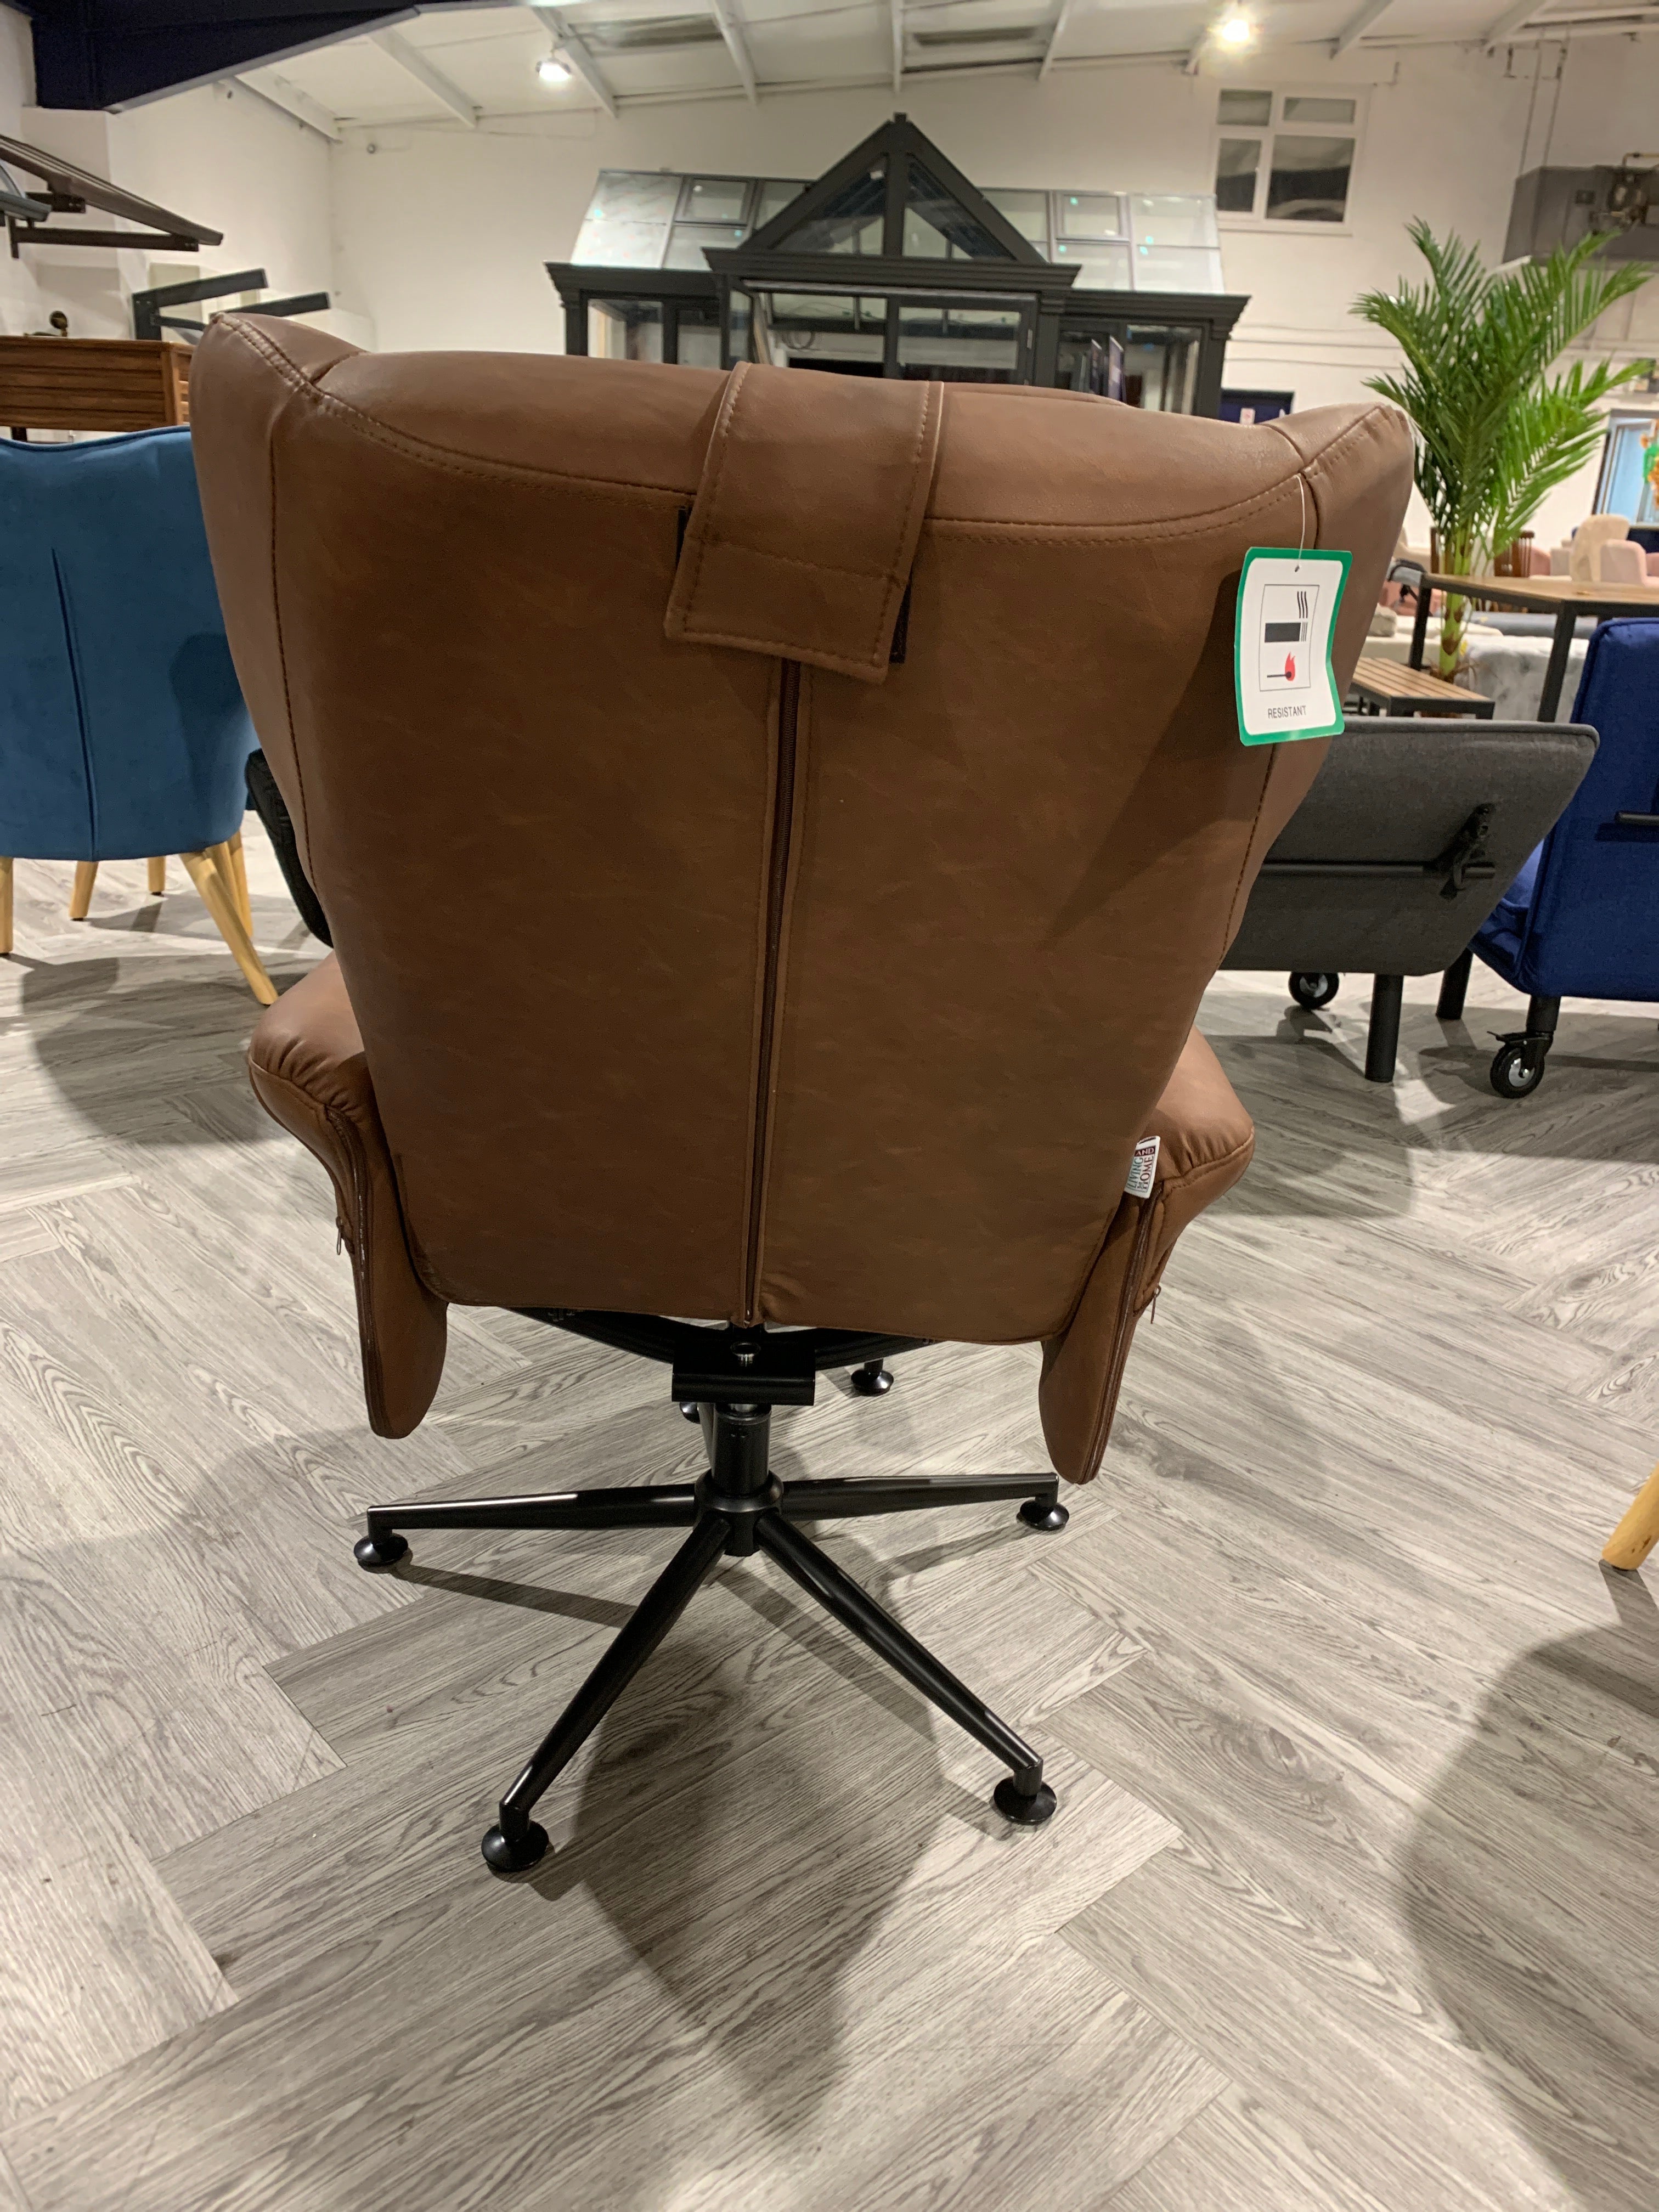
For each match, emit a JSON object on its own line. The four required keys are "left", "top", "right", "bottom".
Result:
{"left": 496, "top": 1505, "right": 1009, "bottom": 2171}
{"left": 4, "top": 955, "right": 299, "bottom": 1145}
{"left": 1402, "top": 1567, "right": 1659, "bottom": 2212}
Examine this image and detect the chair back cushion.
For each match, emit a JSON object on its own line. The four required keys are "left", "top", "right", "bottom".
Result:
{"left": 193, "top": 315, "right": 1410, "bottom": 1344}
{"left": 1598, "top": 538, "right": 1651, "bottom": 588}
{"left": 0, "top": 426, "right": 253, "bottom": 861}
{"left": 1486, "top": 618, "right": 1659, "bottom": 998}
{"left": 1224, "top": 717, "right": 1596, "bottom": 975}
{"left": 1570, "top": 512, "right": 1630, "bottom": 584}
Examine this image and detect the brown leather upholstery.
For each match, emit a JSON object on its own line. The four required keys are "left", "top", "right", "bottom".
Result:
{"left": 248, "top": 953, "right": 447, "bottom": 1437}
{"left": 195, "top": 317, "right": 1409, "bottom": 1469}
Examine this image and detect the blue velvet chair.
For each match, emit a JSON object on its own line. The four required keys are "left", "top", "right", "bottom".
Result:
{"left": 0, "top": 424, "right": 273, "bottom": 1001}
{"left": 1440, "top": 619, "right": 1659, "bottom": 1096}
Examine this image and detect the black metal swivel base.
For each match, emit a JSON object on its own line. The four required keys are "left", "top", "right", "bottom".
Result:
{"left": 354, "top": 1314, "right": 1069, "bottom": 1872}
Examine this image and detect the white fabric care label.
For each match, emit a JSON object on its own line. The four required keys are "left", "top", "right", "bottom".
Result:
{"left": 1124, "top": 1136, "right": 1160, "bottom": 1199}
{"left": 1234, "top": 545, "right": 1351, "bottom": 746}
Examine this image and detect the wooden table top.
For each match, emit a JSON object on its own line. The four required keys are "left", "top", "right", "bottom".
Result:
{"left": 1417, "top": 571, "right": 1659, "bottom": 614}
{"left": 1350, "top": 654, "right": 1492, "bottom": 713}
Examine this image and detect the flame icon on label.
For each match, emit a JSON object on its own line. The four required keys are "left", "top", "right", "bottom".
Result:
{"left": 1284, "top": 652, "right": 1297, "bottom": 681}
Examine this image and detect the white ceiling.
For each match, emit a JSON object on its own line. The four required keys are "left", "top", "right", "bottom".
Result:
{"left": 233, "top": 0, "right": 1659, "bottom": 131}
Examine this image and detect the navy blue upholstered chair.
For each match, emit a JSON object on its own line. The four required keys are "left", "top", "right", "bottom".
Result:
{"left": 1446, "top": 620, "right": 1659, "bottom": 1097}
{"left": 0, "top": 425, "right": 273, "bottom": 1001}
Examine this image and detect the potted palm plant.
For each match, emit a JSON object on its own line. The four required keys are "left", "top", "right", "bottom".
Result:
{"left": 1355, "top": 222, "right": 1652, "bottom": 676}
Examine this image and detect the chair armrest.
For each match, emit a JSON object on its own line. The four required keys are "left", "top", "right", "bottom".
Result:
{"left": 248, "top": 956, "right": 447, "bottom": 1436}
{"left": 1039, "top": 1027, "right": 1252, "bottom": 1483}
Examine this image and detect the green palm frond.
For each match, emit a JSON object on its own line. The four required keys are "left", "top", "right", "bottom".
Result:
{"left": 1352, "top": 222, "right": 1652, "bottom": 568}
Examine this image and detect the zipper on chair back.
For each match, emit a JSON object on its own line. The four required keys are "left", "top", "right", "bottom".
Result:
{"left": 743, "top": 659, "right": 802, "bottom": 1320}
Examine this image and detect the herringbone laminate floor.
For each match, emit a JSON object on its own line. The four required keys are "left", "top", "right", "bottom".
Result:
{"left": 1, "top": 829, "right": 1655, "bottom": 2211}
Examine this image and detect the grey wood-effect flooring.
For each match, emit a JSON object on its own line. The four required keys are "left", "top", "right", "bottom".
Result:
{"left": 1, "top": 831, "right": 1657, "bottom": 2211}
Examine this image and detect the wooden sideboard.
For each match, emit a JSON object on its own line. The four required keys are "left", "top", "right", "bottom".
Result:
{"left": 0, "top": 336, "right": 191, "bottom": 433}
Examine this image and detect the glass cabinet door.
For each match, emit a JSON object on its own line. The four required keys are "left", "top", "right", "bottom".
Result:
{"left": 586, "top": 298, "right": 664, "bottom": 362}
{"left": 1125, "top": 326, "right": 1200, "bottom": 412}
{"left": 1057, "top": 321, "right": 1202, "bottom": 411}
{"left": 896, "top": 298, "right": 1027, "bottom": 381}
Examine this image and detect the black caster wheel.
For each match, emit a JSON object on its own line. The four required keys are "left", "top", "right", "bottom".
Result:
{"left": 481, "top": 1820, "right": 549, "bottom": 1874}
{"left": 679, "top": 1401, "right": 702, "bottom": 1423}
{"left": 1289, "top": 970, "right": 1339, "bottom": 1012}
{"left": 994, "top": 1778, "right": 1058, "bottom": 1827}
{"left": 1490, "top": 1042, "right": 1545, "bottom": 1099}
{"left": 353, "top": 1531, "right": 408, "bottom": 1571}
{"left": 850, "top": 1362, "right": 893, "bottom": 1397}
{"left": 1019, "top": 1496, "right": 1070, "bottom": 1533}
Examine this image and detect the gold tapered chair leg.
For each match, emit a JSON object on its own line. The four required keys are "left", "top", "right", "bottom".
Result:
{"left": 180, "top": 849, "right": 277, "bottom": 1006}
{"left": 147, "top": 857, "right": 166, "bottom": 896}
{"left": 1, "top": 857, "right": 12, "bottom": 956}
{"left": 1603, "top": 1463, "right": 1659, "bottom": 1572}
{"left": 205, "top": 838, "right": 249, "bottom": 932}
{"left": 69, "top": 860, "right": 98, "bottom": 919}
{"left": 225, "top": 830, "right": 253, "bottom": 934}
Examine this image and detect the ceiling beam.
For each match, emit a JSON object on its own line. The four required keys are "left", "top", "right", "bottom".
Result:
{"left": 1483, "top": 0, "right": 1542, "bottom": 46}
{"left": 891, "top": 0, "right": 905, "bottom": 92}
{"left": 369, "top": 26, "right": 478, "bottom": 126}
{"left": 235, "top": 68, "right": 343, "bottom": 142}
{"left": 1039, "top": 0, "right": 1076, "bottom": 78}
{"left": 528, "top": 5, "right": 619, "bottom": 121}
{"left": 1331, "top": 0, "right": 1395, "bottom": 53}
{"left": 707, "top": 0, "right": 759, "bottom": 103}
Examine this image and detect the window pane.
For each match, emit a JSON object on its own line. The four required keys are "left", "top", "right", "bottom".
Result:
{"left": 728, "top": 287, "right": 753, "bottom": 362}
{"left": 573, "top": 170, "right": 678, "bottom": 266}
{"left": 788, "top": 165, "right": 886, "bottom": 253}
{"left": 984, "top": 188, "right": 1049, "bottom": 249}
{"left": 1059, "top": 191, "right": 1124, "bottom": 238}
{"left": 1134, "top": 243, "right": 1225, "bottom": 292}
{"left": 1600, "top": 418, "right": 1654, "bottom": 520}
{"left": 663, "top": 223, "right": 745, "bottom": 268}
{"left": 1130, "top": 194, "right": 1218, "bottom": 248}
{"left": 756, "top": 291, "right": 885, "bottom": 371}
{"left": 897, "top": 300, "right": 1023, "bottom": 381}
{"left": 1215, "top": 137, "right": 1261, "bottom": 215}
{"left": 684, "top": 176, "right": 747, "bottom": 223}
{"left": 904, "top": 163, "right": 1010, "bottom": 259}
{"left": 1054, "top": 239, "right": 1132, "bottom": 289}
{"left": 1217, "top": 88, "right": 1271, "bottom": 125}
{"left": 675, "top": 309, "right": 723, "bottom": 369}
{"left": 1283, "top": 95, "right": 1356, "bottom": 124}
{"left": 757, "top": 179, "right": 806, "bottom": 227}
{"left": 1267, "top": 135, "right": 1353, "bottom": 222}
{"left": 586, "top": 299, "right": 664, "bottom": 362}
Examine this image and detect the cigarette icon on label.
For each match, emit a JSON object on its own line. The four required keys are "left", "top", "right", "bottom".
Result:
{"left": 1260, "top": 583, "right": 1316, "bottom": 690}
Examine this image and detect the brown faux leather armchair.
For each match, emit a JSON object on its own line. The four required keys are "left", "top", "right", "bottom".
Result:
{"left": 192, "top": 318, "right": 1410, "bottom": 1871}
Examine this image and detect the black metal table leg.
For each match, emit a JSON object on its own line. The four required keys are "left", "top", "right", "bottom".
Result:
{"left": 1436, "top": 948, "right": 1472, "bottom": 1022}
{"left": 1408, "top": 575, "right": 1432, "bottom": 670}
{"left": 1539, "top": 606, "right": 1577, "bottom": 722}
{"left": 482, "top": 1512, "right": 732, "bottom": 1871}
{"left": 754, "top": 1513, "right": 1056, "bottom": 1824}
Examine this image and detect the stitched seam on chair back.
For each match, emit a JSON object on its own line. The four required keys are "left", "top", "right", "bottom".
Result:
{"left": 49, "top": 550, "right": 98, "bottom": 856}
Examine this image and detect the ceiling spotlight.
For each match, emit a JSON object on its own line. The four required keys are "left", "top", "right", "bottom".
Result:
{"left": 537, "top": 53, "right": 571, "bottom": 82}
{"left": 1217, "top": 12, "right": 1255, "bottom": 43}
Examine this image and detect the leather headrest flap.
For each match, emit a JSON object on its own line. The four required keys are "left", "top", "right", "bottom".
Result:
{"left": 664, "top": 363, "right": 943, "bottom": 684}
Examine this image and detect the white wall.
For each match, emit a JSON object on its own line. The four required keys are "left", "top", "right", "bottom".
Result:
{"left": 330, "top": 48, "right": 1537, "bottom": 368}
{"left": 0, "top": 3, "right": 348, "bottom": 350}
{"left": 327, "top": 33, "right": 1659, "bottom": 540}
{"left": 5, "top": 0, "right": 1659, "bottom": 543}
